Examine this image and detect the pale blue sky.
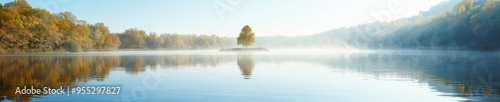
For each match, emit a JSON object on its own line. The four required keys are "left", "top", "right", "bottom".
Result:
{"left": 1, "top": 0, "right": 447, "bottom": 37}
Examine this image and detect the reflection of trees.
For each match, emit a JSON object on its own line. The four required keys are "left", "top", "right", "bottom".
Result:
{"left": 0, "top": 56, "right": 120, "bottom": 101}
{"left": 253, "top": 52, "right": 500, "bottom": 101}
{"left": 121, "top": 56, "right": 148, "bottom": 73}
{"left": 228, "top": 52, "right": 500, "bottom": 101}
{"left": 237, "top": 55, "right": 255, "bottom": 79}
{"left": 2, "top": 51, "right": 497, "bottom": 101}
{"left": 0, "top": 55, "right": 232, "bottom": 101}
{"left": 119, "top": 55, "right": 231, "bottom": 73}
{"left": 361, "top": 53, "right": 500, "bottom": 100}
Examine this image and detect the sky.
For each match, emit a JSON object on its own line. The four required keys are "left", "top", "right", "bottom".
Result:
{"left": 1, "top": 0, "right": 448, "bottom": 37}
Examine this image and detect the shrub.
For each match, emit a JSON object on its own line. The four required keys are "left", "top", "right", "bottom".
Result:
{"left": 62, "top": 40, "right": 82, "bottom": 52}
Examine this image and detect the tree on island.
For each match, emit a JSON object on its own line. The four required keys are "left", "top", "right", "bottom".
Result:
{"left": 237, "top": 25, "right": 255, "bottom": 48}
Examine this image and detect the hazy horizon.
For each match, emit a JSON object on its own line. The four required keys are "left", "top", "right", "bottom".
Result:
{"left": 1, "top": 0, "right": 448, "bottom": 37}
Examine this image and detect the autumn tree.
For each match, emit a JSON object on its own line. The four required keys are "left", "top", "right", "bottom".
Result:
{"left": 89, "top": 23, "right": 109, "bottom": 49}
{"left": 103, "top": 33, "right": 121, "bottom": 49}
{"left": 4, "top": 0, "right": 31, "bottom": 8}
{"left": 119, "top": 28, "right": 146, "bottom": 48}
{"left": 237, "top": 25, "right": 255, "bottom": 48}
{"left": 69, "top": 20, "right": 93, "bottom": 49}
{"left": 56, "top": 12, "right": 77, "bottom": 38}
{"left": 0, "top": 0, "right": 229, "bottom": 53}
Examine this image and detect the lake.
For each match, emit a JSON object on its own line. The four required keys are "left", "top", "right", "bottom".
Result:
{"left": 0, "top": 50, "right": 499, "bottom": 102}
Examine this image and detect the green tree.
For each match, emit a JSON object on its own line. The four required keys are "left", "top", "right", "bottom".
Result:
{"left": 145, "top": 32, "right": 163, "bottom": 49}
{"left": 237, "top": 25, "right": 255, "bottom": 48}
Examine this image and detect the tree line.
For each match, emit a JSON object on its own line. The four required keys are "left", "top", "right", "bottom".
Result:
{"left": 368, "top": 0, "right": 500, "bottom": 50}
{"left": 118, "top": 28, "right": 233, "bottom": 50}
{"left": 0, "top": 0, "right": 233, "bottom": 53}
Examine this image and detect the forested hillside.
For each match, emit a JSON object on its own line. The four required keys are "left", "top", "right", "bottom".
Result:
{"left": 254, "top": 0, "right": 500, "bottom": 50}
{"left": 0, "top": 0, "right": 233, "bottom": 53}
{"left": 374, "top": 0, "right": 500, "bottom": 50}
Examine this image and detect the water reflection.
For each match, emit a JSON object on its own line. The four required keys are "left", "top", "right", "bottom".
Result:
{"left": 0, "top": 55, "right": 232, "bottom": 101}
{"left": 0, "top": 51, "right": 499, "bottom": 101}
{"left": 0, "top": 56, "right": 121, "bottom": 101}
{"left": 237, "top": 54, "right": 255, "bottom": 79}
{"left": 118, "top": 55, "right": 232, "bottom": 73}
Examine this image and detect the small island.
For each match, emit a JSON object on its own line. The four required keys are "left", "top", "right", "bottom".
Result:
{"left": 220, "top": 25, "right": 269, "bottom": 51}
{"left": 220, "top": 47, "right": 269, "bottom": 51}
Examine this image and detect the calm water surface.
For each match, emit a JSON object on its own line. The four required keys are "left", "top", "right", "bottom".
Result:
{"left": 0, "top": 50, "right": 499, "bottom": 102}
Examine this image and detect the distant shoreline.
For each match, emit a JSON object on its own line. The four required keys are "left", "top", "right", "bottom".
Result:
{"left": 2, "top": 47, "right": 500, "bottom": 54}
